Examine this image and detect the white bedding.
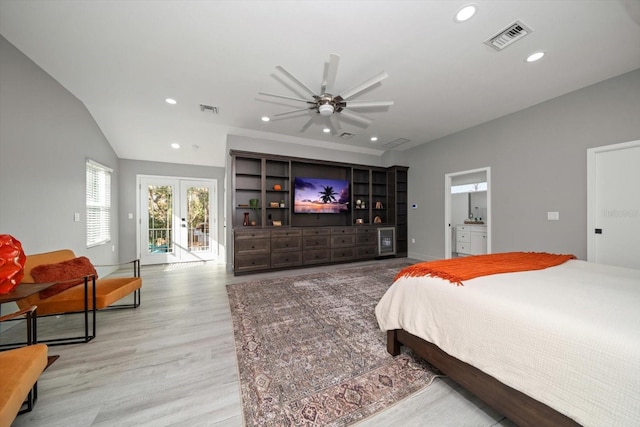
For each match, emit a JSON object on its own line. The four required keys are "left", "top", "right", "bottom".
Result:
{"left": 375, "top": 259, "right": 640, "bottom": 426}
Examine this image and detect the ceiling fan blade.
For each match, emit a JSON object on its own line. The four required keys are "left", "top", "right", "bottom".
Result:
{"left": 339, "top": 71, "right": 389, "bottom": 100}
{"left": 344, "top": 100, "right": 394, "bottom": 108}
{"left": 321, "top": 54, "right": 340, "bottom": 94}
{"left": 300, "top": 116, "right": 314, "bottom": 132}
{"left": 276, "top": 65, "right": 317, "bottom": 99}
{"left": 328, "top": 114, "right": 342, "bottom": 135}
{"left": 274, "top": 107, "right": 315, "bottom": 117}
{"left": 259, "top": 92, "right": 313, "bottom": 104}
{"left": 339, "top": 108, "right": 373, "bottom": 126}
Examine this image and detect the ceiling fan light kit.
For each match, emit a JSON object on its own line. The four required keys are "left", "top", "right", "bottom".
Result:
{"left": 318, "top": 103, "right": 334, "bottom": 116}
{"left": 259, "top": 54, "right": 393, "bottom": 134}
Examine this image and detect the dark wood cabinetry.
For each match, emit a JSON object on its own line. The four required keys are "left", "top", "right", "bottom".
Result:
{"left": 231, "top": 150, "right": 408, "bottom": 274}
{"left": 387, "top": 166, "right": 409, "bottom": 256}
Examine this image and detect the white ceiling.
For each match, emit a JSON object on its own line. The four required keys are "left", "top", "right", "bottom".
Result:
{"left": 2, "top": 0, "right": 640, "bottom": 167}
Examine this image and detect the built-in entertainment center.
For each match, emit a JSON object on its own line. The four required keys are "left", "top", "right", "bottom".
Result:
{"left": 231, "top": 150, "right": 408, "bottom": 274}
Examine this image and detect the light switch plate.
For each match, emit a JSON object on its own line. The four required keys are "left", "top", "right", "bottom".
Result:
{"left": 547, "top": 211, "right": 559, "bottom": 220}
{"left": 74, "top": 213, "right": 80, "bottom": 222}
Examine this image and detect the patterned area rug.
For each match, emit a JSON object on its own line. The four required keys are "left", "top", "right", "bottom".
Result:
{"left": 227, "top": 260, "right": 440, "bottom": 426}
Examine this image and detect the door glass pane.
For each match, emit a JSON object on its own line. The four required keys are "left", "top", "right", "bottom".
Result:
{"left": 187, "top": 186, "right": 210, "bottom": 252}
{"left": 148, "top": 185, "right": 173, "bottom": 254}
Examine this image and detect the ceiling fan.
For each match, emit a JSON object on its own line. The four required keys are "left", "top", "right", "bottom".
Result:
{"left": 259, "top": 54, "right": 394, "bottom": 134}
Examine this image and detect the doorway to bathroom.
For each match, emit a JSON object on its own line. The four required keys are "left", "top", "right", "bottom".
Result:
{"left": 444, "top": 167, "right": 492, "bottom": 259}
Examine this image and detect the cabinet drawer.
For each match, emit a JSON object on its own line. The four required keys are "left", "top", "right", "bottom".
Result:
{"left": 271, "top": 229, "right": 302, "bottom": 238}
{"left": 303, "top": 249, "right": 331, "bottom": 265}
{"left": 234, "top": 254, "right": 270, "bottom": 273}
{"left": 356, "top": 245, "right": 378, "bottom": 258}
{"left": 456, "top": 242, "right": 470, "bottom": 254}
{"left": 356, "top": 226, "right": 378, "bottom": 234}
{"left": 457, "top": 232, "right": 470, "bottom": 243}
{"left": 271, "top": 251, "right": 302, "bottom": 268}
{"left": 331, "top": 247, "right": 355, "bottom": 261}
{"left": 356, "top": 233, "right": 376, "bottom": 245}
{"left": 331, "top": 234, "right": 356, "bottom": 248}
{"left": 234, "top": 229, "right": 271, "bottom": 240}
{"left": 331, "top": 227, "right": 355, "bottom": 235}
{"left": 303, "top": 235, "right": 330, "bottom": 249}
{"left": 303, "top": 228, "right": 331, "bottom": 237}
{"left": 235, "top": 238, "right": 270, "bottom": 254}
{"left": 271, "top": 236, "right": 302, "bottom": 252}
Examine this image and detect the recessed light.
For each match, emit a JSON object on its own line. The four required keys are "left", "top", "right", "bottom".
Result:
{"left": 165, "top": 98, "right": 177, "bottom": 105}
{"left": 323, "top": 128, "right": 331, "bottom": 133}
{"left": 171, "top": 143, "right": 180, "bottom": 149}
{"left": 526, "top": 51, "right": 545, "bottom": 62}
{"left": 455, "top": 4, "right": 477, "bottom": 22}
{"left": 261, "top": 116, "right": 270, "bottom": 122}
{"left": 370, "top": 137, "right": 378, "bottom": 142}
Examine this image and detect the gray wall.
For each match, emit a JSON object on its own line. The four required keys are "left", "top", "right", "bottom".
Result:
{"left": 118, "top": 159, "right": 225, "bottom": 262}
{"left": 0, "top": 35, "right": 119, "bottom": 263}
{"left": 406, "top": 69, "right": 640, "bottom": 261}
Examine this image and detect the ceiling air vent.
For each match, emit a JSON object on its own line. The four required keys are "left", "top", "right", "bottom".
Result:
{"left": 339, "top": 132, "right": 354, "bottom": 139}
{"left": 484, "top": 20, "right": 532, "bottom": 51}
{"left": 199, "top": 104, "right": 219, "bottom": 114}
{"left": 382, "top": 138, "right": 410, "bottom": 149}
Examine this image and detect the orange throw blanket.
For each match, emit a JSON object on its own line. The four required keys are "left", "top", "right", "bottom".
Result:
{"left": 395, "top": 252, "right": 576, "bottom": 286}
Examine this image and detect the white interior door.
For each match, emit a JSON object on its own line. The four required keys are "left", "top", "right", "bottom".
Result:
{"left": 139, "top": 176, "right": 218, "bottom": 265}
{"left": 587, "top": 140, "right": 640, "bottom": 269}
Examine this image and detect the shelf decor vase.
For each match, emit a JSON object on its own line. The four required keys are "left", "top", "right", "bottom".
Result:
{"left": 243, "top": 212, "right": 250, "bottom": 226}
{"left": 0, "top": 234, "right": 26, "bottom": 295}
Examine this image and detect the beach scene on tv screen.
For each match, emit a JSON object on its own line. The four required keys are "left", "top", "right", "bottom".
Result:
{"left": 294, "top": 177, "right": 350, "bottom": 213}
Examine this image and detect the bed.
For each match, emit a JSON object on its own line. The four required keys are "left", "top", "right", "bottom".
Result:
{"left": 375, "top": 253, "right": 640, "bottom": 427}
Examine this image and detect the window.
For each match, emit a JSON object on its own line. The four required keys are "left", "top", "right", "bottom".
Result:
{"left": 451, "top": 182, "right": 487, "bottom": 194}
{"left": 86, "top": 159, "right": 112, "bottom": 247}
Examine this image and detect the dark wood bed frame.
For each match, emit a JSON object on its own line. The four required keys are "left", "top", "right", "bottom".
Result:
{"left": 387, "top": 329, "right": 582, "bottom": 427}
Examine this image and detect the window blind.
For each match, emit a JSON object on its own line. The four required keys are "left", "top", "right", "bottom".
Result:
{"left": 86, "top": 159, "right": 112, "bottom": 247}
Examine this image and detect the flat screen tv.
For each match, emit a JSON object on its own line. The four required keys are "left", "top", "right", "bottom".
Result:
{"left": 294, "top": 177, "right": 350, "bottom": 213}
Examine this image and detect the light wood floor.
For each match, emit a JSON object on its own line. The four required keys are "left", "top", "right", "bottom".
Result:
{"left": 8, "top": 259, "right": 516, "bottom": 427}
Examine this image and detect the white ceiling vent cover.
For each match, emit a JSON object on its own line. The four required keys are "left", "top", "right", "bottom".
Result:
{"left": 382, "top": 138, "right": 410, "bottom": 148}
{"left": 485, "top": 20, "right": 532, "bottom": 51}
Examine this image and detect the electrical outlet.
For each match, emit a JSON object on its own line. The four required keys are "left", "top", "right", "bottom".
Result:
{"left": 74, "top": 213, "right": 80, "bottom": 222}
{"left": 547, "top": 211, "right": 560, "bottom": 220}
{"left": 411, "top": 238, "right": 416, "bottom": 244}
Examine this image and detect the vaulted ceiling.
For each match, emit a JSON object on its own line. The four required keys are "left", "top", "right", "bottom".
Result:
{"left": 1, "top": 0, "right": 640, "bottom": 167}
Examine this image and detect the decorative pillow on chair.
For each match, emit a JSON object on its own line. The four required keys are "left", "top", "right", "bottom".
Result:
{"left": 31, "top": 256, "right": 98, "bottom": 299}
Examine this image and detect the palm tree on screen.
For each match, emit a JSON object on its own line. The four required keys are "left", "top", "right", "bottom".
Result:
{"left": 319, "top": 186, "right": 338, "bottom": 204}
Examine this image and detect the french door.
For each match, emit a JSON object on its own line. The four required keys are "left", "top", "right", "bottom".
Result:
{"left": 139, "top": 176, "right": 218, "bottom": 265}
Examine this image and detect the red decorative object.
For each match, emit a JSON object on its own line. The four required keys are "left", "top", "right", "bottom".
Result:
{"left": 273, "top": 184, "right": 282, "bottom": 191}
{"left": 0, "top": 234, "right": 26, "bottom": 294}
